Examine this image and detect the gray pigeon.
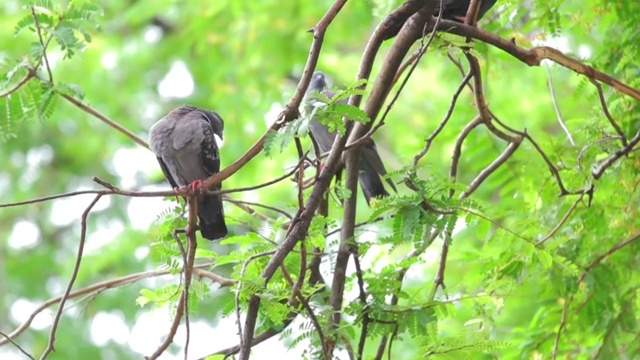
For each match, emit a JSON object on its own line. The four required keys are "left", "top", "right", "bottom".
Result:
{"left": 437, "top": 0, "right": 498, "bottom": 22}
{"left": 148, "top": 105, "right": 227, "bottom": 240}
{"left": 305, "top": 71, "right": 396, "bottom": 205}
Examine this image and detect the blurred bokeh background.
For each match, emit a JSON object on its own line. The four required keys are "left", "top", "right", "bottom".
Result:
{"left": 1, "top": 0, "right": 639, "bottom": 359}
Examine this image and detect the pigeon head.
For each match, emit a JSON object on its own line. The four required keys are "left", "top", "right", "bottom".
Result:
{"left": 308, "top": 71, "right": 328, "bottom": 94}
{"left": 174, "top": 105, "right": 224, "bottom": 140}
{"left": 202, "top": 110, "right": 224, "bottom": 140}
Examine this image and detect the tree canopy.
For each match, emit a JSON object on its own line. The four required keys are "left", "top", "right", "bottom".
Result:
{"left": 1, "top": 0, "right": 639, "bottom": 359}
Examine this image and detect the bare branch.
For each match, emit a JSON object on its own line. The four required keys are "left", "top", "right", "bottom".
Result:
{"left": 536, "top": 192, "right": 586, "bottom": 246}
{"left": 413, "top": 70, "right": 473, "bottom": 166}
{"left": 238, "top": 2, "right": 352, "bottom": 357}
{"left": 347, "top": 8, "right": 441, "bottom": 151}
{"left": 519, "top": 132, "right": 573, "bottom": 196}
{"left": 40, "top": 195, "right": 102, "bottom": 360}
{"left": 464, "top": 52, "right": 519, "bottom": 143}
{"left": 147, "top": 196, "right": 199, "bottom": 360}
{"left": 592, "top": 130, "right": 640, "bottom": 179}
{"left": 578, "top": 231, "right": 640, "bottom": 285}
{"left": 0, "top": 67, "right": 37, "bottom": 98}
{"left": 545, "top": 65, "right": 575, "bottom": 146}
{"left": 458, "top": 140, "right": 522, "bottom": 199}
{"left": 59, "top": 93, "right": 149, "bottom": 149}
{"left": 0, "top": 264, "right": 227, "bottom": 346}
{"left": 0, "top": 330, "right": 35, "bottom": 360}
{"left": 552, "top": 293, "right": 571, "bottom": 360}
{"left": 224, "top": 196, "right": 293, "bottom": 222}
{"left": 591, "top": 80, "right": 627, "bottom": 146}
{"left": 31, "top": 6, "right": 53, "bottom": 83}
{"left": 449, "top": 116, "right": 482, "bottom": 197}
{"left": 437, "top": 21, "right": 640, "bottom": 101}
{"left": 353, "top": 250, "right": 371, "bottom": 359}
{"left": 1, "top": 161, "right": 303, "bottom": 211}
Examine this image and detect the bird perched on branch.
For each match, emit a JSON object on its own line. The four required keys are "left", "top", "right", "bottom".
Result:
{"left": 305, "top": 71, "right": 396, "bottom": 205}
{"left": 437, "top": 0, "right": 498, "bottom": 22}
{"left": 149, "top": 105, "right": 227, "bottom": 240}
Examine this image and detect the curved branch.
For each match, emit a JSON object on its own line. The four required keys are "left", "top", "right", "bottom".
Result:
{"left": 238, "top": 2, "right": 350, "bottom": 358}
{"left": 0, "top": 264, "right": 229, "bottom": 346}
{"left": 40, "top": 195, "right": 102, "bottom": 359}
{"left": 591, "top": 80, "right": 627, "bottom": 146}
{"left": 578, "top": 231, "right": 640, "bottom": 284}
{"left": 437, "top": 21, "right": 640, "bottom": 101}
{"left": 458, "top": 140, "right": 522, "bottom": 199}
{"left": 592, "top": 130, "right": 640, "bottom": 179}
{"left": 0, "top": 67, "right": 36, "bottom": 98}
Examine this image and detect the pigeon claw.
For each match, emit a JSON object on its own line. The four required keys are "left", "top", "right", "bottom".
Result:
{"left": 172, "top": 187, "right": 182, "bottom": 202}
{"left": 188, "top": 179, "right": 204, "bottom": 193}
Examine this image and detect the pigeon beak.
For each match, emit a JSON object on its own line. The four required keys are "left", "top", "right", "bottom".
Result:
{"left": 214, "top": 133, "right": 224, "bottom": 146}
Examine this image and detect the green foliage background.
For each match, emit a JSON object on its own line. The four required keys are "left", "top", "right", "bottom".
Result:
{"left": 1, "top": 0, "right": 639, "bottom": 359}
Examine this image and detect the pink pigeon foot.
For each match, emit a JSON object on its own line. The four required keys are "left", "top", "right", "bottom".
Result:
{"left": 188, "top": 179, "right": 204, "bottom": 193}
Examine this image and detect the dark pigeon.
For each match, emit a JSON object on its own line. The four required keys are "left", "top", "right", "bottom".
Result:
{"left": 437, "top": 0, "right": 498, "bottom": 22}
{"left": 149, "top": 105, "right": 228, "bottom": 240}
{"left": 305, "top": 71, "right": 396, "bottom": 205}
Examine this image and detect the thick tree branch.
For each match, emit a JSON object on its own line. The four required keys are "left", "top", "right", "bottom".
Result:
{"left": 237, "top": 2, "right": 350, "bottom": 358}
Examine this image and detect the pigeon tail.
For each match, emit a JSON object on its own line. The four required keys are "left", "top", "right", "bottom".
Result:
{"left": 358, "top": 160, "right": 390, "bottom": 205}
{"left": 197, "top": 195, "right": 227, "bottom": 240}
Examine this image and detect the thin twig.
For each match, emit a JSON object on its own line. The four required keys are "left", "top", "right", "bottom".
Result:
{"left": 223, "top": 196, "right": 293, "bottom": 219}
{"left": 545, "top": 65, "right": 575, "bottom": 146}
{"left": 59, "top": 93, "right": 149, "bottom": 149}
{"left": 536, "top": 192, "right": 585, "bottom": 246}
{"left": 413, "top": 70, "right": 473, "bottom": 166}
{"left": 0, "top": 67, "right": 37, "bottom": 98}
{"left": 0, "top": 264, "right": 229, "bottom": 346}
{"left": 1, "top": 160, "right": 304, "bottom": 210}
{"left": 353, "top": 250, "right": 370, "bottom": 360}
{"left": 578, "top": 231, "right": 640, "bottom": 284}
{"left": 592, "top": 130, "right": 640, "bottom": 179}
{"left": 458, "top": 140, "right": 522, "bottom": 199}
{"left": 520, "top": 131, "right": 572, "bottom": 196}
{"left": 449, "top": 116, "right": 482, "bottom": 198}
{"left": 433, "top": 241, "right": 449, "bottom": 290}
{"left": 182, "top": 197, "right": 199, "bottom": 360}
{"left": 147, "top": 196, "right": 199, "bottom": 360}
{"left": 551, "top": 293, "right": 571, "bottom": 359}
{"left": 31, "top": 6, "right": 53, "bottom": 83}
{"left": 294, "top": 137, "right": 306, "bottom": 209}
{"left": 0, "top": 330, "right": 35, "bottom": 360}
{"left": 590, "top": 80, "right": 627, "bottom": 146}
{"left": 40, "top": 195, "right": 102, "bottom": 360}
